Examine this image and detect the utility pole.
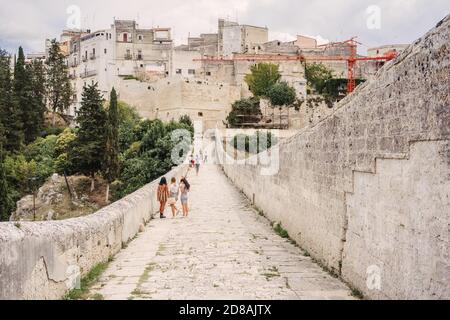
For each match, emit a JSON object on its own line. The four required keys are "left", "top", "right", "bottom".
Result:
{"left": 28, "top": 177, "right": 38, "bottom": 221}
{"left": 64, "top": 171, "right": 74, "bottom": 199}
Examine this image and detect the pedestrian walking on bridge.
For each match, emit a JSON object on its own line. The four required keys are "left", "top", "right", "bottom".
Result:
{"left": 180, "top": 177, "right": 190, "bottom": 217}
{"left": 195, "top": 155, "right": 201, "bottom": 176}
{"left": 168, "top": 177, "right": 181, "bottom": 218}
{"left": 157, "top": 177, "right": 169, "bottom": 219}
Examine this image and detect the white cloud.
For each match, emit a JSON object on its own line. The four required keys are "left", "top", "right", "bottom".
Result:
{"left": 0, "top": 0, "right": 448, "bottom": 54}
{"left": 269, "top": 31, "right": 296, "bottom": 42}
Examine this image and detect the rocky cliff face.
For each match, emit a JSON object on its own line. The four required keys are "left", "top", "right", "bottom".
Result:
{"left": 11, "top": 174, "right": 102, "bottom": 221}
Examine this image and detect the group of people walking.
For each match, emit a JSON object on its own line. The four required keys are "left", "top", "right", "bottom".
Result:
{"left": 157, "top": 175, "right": 190, "bottom": 219}
{"left": 157, "top": 152, "right": 208, "bottom": 219}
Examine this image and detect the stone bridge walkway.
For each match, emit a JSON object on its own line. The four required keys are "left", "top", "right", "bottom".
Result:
{"left": 90, "top": 165, "right": 354, "bottom": 300}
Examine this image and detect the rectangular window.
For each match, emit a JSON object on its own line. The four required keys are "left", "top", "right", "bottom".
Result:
{"left": 188, "top": 69, "right": 195, "bottom": 75}
{"left": 104, "top": 48, "right": 107, "bottom": 54}
{"left": 125, "top": 49, "right": 132, "bottom": 60}
{"left": 206, "top": 71, "right": 211, "bottom": 76}
{"left": 176, "top": 69, "right": 182, "bottom": 74}
{"left": 198, "top": 112, "right": 204, "bottom": 117}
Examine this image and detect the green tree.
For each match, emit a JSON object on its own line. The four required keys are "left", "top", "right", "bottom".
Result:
{"left": 140, "top": 119, "right": 166, "bottom": 153}
{"left": 13, "top": 47, "right": 28, "bottom": 124}
{"left": 115, "top": 101, "right": 140, "bottom": 153}
{"left": 23, "top": 134, "right": 57, "bottom": 179}
{"left": 244, "top": 63, "right": 281, "bottom": 97}
{"left": 46, "top": 39, "right": 73, "bottom": 125}
{"left": 305, "top": 63, "right": 333, "bottom": 94}
{"left": 54, "top": 128, "right": 76, "bottom": 174}
{"left": 0, "top": 121, "right": 4, "bottom": 148}
{"left": 70, "top": 83, "right": 107, "bottom": 192}
{"left": 179, "top": 115, "right": 193, "bottom": 128}
{"left": 29, "top": 59, "right": 47, "bottom": 138}
{"left": 0, "top": 48, "right": 23, "bottom": 152}
{"left": 226, "top": 97, "right": 261, "bottom": 128}
{"left": 112, "top": 116, "right": 191, "bottom": 201}
{"left": 103, "top": 88, "right": 120, "bottom": 203}
{"left": 0, "top": 144, "right": 13, "bottom": 221}
{"left": 14, "top": 47, "right": 44, "bottom": 144}
{"left": 267, "top": 81, "right": 296, "bottom": 107}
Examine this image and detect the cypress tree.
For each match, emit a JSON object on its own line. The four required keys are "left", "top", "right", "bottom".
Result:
{"left": 0, "top": 121, "right": 4, "bottom": 147}
{"left": 14, "top": 47, "right": 37, "bottom": 144}
{"left": 30, "top": 59, "right": 47, "bottom": 138}
{"left": 0, "top": 143, "right": 13, "bottom": 221}
{"left": 103, "top": 88, "right": 120, "bottom": 203}
{"left": 70, "top": 83, "right": 107, "bottom": 192}
{"left": 0, "top": 49, "right": 23, "bottom": 152}
{"left": 0, "top": 50, "right": 7, "bottom": 147}
{"left": 46, "top": 39, "right": 73, "bottom": 125}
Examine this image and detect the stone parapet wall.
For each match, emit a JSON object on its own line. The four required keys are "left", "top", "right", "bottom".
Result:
{"left": 221, "top": 14, "right": 450, "bottom": 299}
{"left": 0, "top": 165, "right": 187, "bottom": 300}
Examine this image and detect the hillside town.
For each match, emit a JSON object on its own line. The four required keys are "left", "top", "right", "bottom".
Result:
{"left": 27, "top": 18, "right": 408, "bottom": 129}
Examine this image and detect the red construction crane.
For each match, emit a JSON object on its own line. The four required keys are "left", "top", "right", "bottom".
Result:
{"left": 194, "top": 37, "right": 398, "bottom": 94}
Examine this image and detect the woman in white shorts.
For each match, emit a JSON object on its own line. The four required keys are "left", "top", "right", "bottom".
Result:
{"left": 168, "top": 177, "right": 180, "bottom": 218}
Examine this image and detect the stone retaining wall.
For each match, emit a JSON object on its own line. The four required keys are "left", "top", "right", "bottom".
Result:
{"left": 221, "top": 14, "right": 450, "bottom": 299}
{"left": 0, "top": 165, "right": 187, "bottom": 300}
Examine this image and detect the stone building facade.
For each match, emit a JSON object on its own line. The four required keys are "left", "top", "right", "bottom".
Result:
{"left": 218, "top": 19, "right": 269, "bottom": 56}
{"left": 66, "top": 20, "right": 173, "bottom": 115}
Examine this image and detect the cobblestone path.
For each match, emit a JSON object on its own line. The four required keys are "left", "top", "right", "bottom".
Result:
{"left": 90, "top": 165, "right": 354, "bottom": 300}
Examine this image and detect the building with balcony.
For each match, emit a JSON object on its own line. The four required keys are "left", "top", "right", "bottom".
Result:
{"left": 66, "top": 19, "right": 173, "bottom": 115}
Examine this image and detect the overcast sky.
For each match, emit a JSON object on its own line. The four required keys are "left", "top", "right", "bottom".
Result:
{"left": 0, "top": 0, "right": 449, "bottom": 55}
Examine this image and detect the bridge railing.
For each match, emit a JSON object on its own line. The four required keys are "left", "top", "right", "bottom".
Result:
{"left": 0, "top": 164, "right": 188, "bottom": 300}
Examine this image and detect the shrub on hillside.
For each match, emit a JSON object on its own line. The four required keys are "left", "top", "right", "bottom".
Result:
{"left": 227, "top": 97, "right": 262, "bottom": 128}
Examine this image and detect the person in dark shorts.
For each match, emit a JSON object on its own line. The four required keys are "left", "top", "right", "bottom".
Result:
{"left": 195, "top": 155, "right": 201, "bottom": 176}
